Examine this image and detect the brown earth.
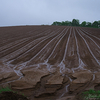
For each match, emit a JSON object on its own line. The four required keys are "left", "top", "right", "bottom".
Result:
{"left": 0, "top": 25, "right": 100, "bottom": 100}
{"left": 0, "top": 91, "right": 28, "bottom": 100}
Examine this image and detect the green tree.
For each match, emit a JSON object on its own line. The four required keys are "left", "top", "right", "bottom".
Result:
{"left": 61, "top": 21, "right": 65, "bottom": 26}
{"left": 65, "top": 21, "right": 72, "bottom": 26}
{"left": 92, "top": 21, "right": 98, "bottom": 28}
{"left": 52, "top": 21, "right": 57, "bottom": 25}
{"left": 72, "top": 19, "right": 80, "bottom": 26}
{"left": 52, "top": 19, "right": 100, "bottom": 28}
{"left": 52, "top": 21, "right": 61, "bottom": 25}
{"left": 98, "top": 20, "right": 100, "bottom": 28}
{"left": 86, "top": 22, "right": 92, "bottom": 27}
{"left": 98, "top": 20, "right": 100, "bottom": 25}
{"left": 81, "top": 21, "right": 86, "bottom": 27}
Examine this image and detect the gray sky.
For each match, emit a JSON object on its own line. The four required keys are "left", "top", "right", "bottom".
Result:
{"left": 0, "top": 0, "right": 100, "bottom": 26}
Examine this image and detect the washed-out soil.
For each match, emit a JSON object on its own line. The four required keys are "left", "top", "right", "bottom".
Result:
{"left": 0, "top": 92, "right": 28, "bottom": 100}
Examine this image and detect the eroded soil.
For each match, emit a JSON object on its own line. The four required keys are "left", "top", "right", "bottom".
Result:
{"left": 0, "top": 26, "right": 100, "bottom": 100}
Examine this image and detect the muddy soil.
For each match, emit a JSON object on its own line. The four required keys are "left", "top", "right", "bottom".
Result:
{"left": 0, "top": 25, "right": 100, "bottom": 100}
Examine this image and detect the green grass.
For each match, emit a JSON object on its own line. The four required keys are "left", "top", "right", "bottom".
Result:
{"left": 0, "top": 87, "right": 13, "bottom": 93}
{"left": 0, "top": 87, "right": 25, "bottom": 96}
{"left": 82, "top": 89, "right": 100, "bottom": 100}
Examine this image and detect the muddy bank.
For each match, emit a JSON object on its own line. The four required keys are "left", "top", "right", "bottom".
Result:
{"left": 0, "top": 65, "right": 100, "bottom": 100}
{"left": 0, "top": 26, "right": 100, "bottom": 99}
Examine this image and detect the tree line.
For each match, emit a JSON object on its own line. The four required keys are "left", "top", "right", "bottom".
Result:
{"left": 52, "top": 19, "right": 100, "bottom": 28}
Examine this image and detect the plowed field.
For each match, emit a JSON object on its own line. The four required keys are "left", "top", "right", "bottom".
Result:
{"left": 0, "top": 26, "right": 100, "bottom": 100}
{"left": 0, "top": 26, "right": 100, "bottom": 74}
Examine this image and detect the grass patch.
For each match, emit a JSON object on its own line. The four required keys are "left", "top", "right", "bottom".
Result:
{"left": 0, "top": 87, "right": 13, "bottom": 93}
{"left": 0, "top": 87, "right": 25, "bottom": 96}
{"left": 82, "top": 89, "right": 100, "bottom": 100}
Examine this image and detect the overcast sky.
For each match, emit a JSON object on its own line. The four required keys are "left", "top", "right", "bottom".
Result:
{"left": 0, "top": 0, "right": 100, "bottom": 26}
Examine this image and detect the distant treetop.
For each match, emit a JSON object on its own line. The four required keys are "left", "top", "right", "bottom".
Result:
{"left": 52, "top": 19, "right": 100, "bottom": 28}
